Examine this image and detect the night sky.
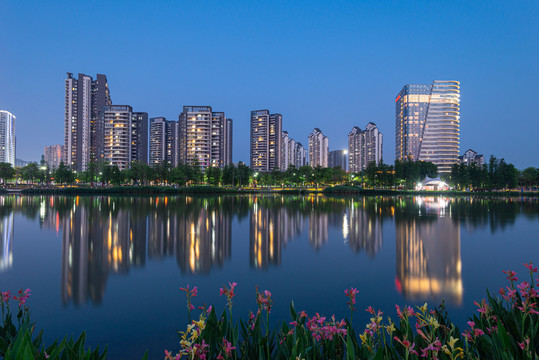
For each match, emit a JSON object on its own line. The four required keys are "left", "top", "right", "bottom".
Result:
{"left": 1, "top": 0, "right": 537, "bottom": 168}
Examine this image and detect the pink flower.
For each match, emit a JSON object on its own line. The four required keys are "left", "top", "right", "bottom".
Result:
{"left": 1, "top": 290, "right": 11, "bottom": 304}
{"left": 474, "top": 299, "right": 491, "bottom": 317}
{"left": 518, "top": 338, "right": 530, "bottom": 350}
{"left": 503, "top": 270, "right": 518, "bottom": 284}
{"left": 256, "top": 288, "right": 272, "bottom": 313}
{"left": 220, "top": 282, "right": 238, "bottom": 311}
{"left": 13, "top": 289, "right": 31, "bottom": 308}
{"left": 524, "top": 262, "right": 537, "bottom": 273}
{"left": 344, "top": 287, "right": 359, "bottom": 308}
{"left": 365, "top": 306, "right": 375, "bottom": 314}
{"left": 474, "top": 328, "right": 485, "bottom": 337}
{"left": 179, "top": 285, "right": 198, "bottom": 314}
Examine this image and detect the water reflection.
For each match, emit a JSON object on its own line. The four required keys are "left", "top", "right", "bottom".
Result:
{"left": 0, "top": 194, "right": 536, "bottom": 305}
{"left": 0, "top": 212, "right": 14, "bottom": 271}
{"left": 395, "top": 197, "right": 463, "bottom": 305}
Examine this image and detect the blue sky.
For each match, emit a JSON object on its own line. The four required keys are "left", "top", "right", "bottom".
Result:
{"left": 1, "top": 0, "right": 537, "bottom": 168}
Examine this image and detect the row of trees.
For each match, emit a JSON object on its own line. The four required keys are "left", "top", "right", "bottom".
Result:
{"left": 1, "top": 155, "right": 536, "bottom": 190}
{"left": 450, "top": 156, "right": 538, "bottom": 190}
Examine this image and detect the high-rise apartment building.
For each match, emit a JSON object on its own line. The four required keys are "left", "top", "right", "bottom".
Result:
{"left": 348, "top": 123, "right": 383, "bottom": 172}
{"left": 64, "top": 73, "right": 111, "bottom": 171}
{"left": 131, "top": 112, "right": 148, "bottom": 164}
{"left": 149, "top": 117, "right": 178, "bottom": 166}
{"left": 280, "top": 131, "right": 306, "bottom": 170}
{"left": 308, "top": 128, "right": 329, "bottom": 168}
{"left": 281, "top": 131, "right": 290, "bottom": 170}
{"left": 0, "top": 110, "right": 16, "bottom": 166}
{"left": 178, "top": 106, "right": 232, "bottom": 169}
{"left": 44, "top": 145, "right": 64, "bottom": 169}
{"left": 328, "top": 150, "right": 347, "bottom": 170}
{"left": 395, "top": 80, "right": 460, "bottom": 173}
{"left": 250, "top": 110, "right": 282, "bottom": 172}
{"left": 103, "top": 105, "right": 132, "bottom": 171}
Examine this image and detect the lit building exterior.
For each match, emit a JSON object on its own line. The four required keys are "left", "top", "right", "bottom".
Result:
{"left": 281, "top": 131, "right": 305, "bottom": 170}
{"left": 395, "top": 80, "right": 460, "bottom": 173}
{"left": 250, "top": 110, "right": 282, "bottom": 171}
{"left": 131, "top": 112, "right": 148, "bottom": 164}
{"left": 64, "top": 73, "right": 111, "bottom": 171}
{"left": 308, "top": 128, "right": 329, "bottom": 167}
{"left": 44, "top": 145, "right": 64, "bottom": 169}
{"left": 149, "top": 117, "right": 178, "bottom": 167}
{"left": 328, "top": 150, "right": 347, "bottom": 170}
{"left": 459, "top": 149, "right": 484, "bottom": 167}
{"left": 348, "top": 123, "right": 383, "bottom": 172}
{"left": 103, "top": 105, "right": 132, "bottom": 171}
{"left": 0, "top": 110, "right": 16, "bottom": 166}
{"left": 281, "top": 131, "right": 290, "bottom": 170}
{"left": 178, "top": 106, "right": 232, "bottom": 169}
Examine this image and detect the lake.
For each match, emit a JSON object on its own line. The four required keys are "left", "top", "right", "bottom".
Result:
{"left": 0, "top": 194, "right": 538, "bottom": 359}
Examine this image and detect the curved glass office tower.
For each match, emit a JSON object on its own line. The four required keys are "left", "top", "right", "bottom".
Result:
{"left": 395, "top": 80, "right": 460, "bottom": 173}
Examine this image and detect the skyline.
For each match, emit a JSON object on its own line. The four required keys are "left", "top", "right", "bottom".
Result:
{"left": 1, "top": 0, "right": 538, "bottom": 169}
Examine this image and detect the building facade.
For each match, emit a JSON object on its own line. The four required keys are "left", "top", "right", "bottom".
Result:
{"left": 395, "top": 80, "right": 460, "bottom": 173}
{"left": 458, "top": 149, "right": 484, "bottom": 167}
{"left": 44, "top": 145, "right": 64, "bottom": 169}
{"left": 348, "top": 123, "right": 383, "bottom": 172}
{"left": 149, "top": 117, "right": 177, "bottom": 167}
{"left": 328, "top": 150, "right": 347, "bottom": 170}
{"left": 103, "top": 105, "right": 132, "bottom": 171}
{"left": 0, "top": 110, "right": 16, "bottom": 166}
{"left": 178, "top": 106, "right": 232, "bottom": 169}
{"left": 64, "top": 73, "right": 111, "bottom": 171}
{"left": 308, "top": 128, "right": 329, "bottom": 168}
{"left": 131, "top": 112, "right": 148, "bottom": 164}
{"left": 250, "top": 110, "right": 282, "bottom": 172}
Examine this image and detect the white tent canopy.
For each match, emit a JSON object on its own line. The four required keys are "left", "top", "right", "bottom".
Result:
{"left": 415, "top": 176, "right": 450, "bottom": 190}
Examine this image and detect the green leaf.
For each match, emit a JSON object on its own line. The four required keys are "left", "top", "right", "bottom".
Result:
{"left": 346, "top": 335, "right": 355, "bottom": 360}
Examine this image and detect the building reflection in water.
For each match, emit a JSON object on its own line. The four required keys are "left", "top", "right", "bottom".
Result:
{"left": 345, "top": 198, "right": 383, "bottom": 257}
{"left": 59, "top": 196, "right": 232, "bottom": 305}
{"left": 0, "top": 212, "right": 14, "bottom": 272}
{"left": 395, "top": 197, "right": 463, "bottom": 305}
{"left": 249, "top": 197, "right": 305, "bottom": 269}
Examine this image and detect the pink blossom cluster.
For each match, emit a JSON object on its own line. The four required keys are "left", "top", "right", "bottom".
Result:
{"left": 344, "top": 287, "right": 359, "bottom": 312}
{"left": 179, "top": 285, "right": 198, "bottom": 311}
{"left": 256, "top": 289, "right": 272, "bottom": 313}
{"left": 305, "top": 313, "right": 347, "bottom": 341}
{"left": 219, "top": 282, "right": 237, "bottom": 311}
{"left": 216, "top": 338, "right": 236, "bottom": 360}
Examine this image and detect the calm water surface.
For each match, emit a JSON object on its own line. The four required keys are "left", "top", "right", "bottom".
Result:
{"left": 0, "top": 194, "right": 538, "bottom": 359}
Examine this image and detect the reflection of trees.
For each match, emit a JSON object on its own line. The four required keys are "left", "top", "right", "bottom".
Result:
{"left": 395, "top": 197, "right": 463, "bottom": 305}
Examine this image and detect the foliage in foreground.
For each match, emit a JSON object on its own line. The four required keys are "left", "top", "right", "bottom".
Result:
{"left": 0, "top": 289, "right": 147, "bottom": 360}
{"left": 2, "top": 263, "right": 538, "bottom": 359}
{"left": 167, "top": 263, "right": 538, "bottom": 359}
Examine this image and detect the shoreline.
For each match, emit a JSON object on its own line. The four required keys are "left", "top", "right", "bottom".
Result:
{"left": 0, "top": 185, "right": 537, "bottom": 197}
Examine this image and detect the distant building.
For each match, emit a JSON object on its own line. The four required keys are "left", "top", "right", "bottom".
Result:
{"left": 131, "top": 112, "right": 148, "bottom": 164}
{"left": 458, "top": 149, "right": 484, "bottom": 167}
{"left": 103, "top": 105, "right": 132, "bottom": 171}
{"left": 149, "top": 117, "right": 177, "bottom": 167}
{"left": 308, "top": 128, "right": 329, "bottom": 168}
{"left": 395, "top": 80, "right": 460, "bottom": 173}
{"left": 64, "top": 73, "right": 111, "bottom": 171}
{"left": 44, "top": 145, "right": 64, "bottom": 169}
{"left": 348, "top": 122, "right": 383, "bottom": 172}
{"left": 250, "top": 110, "right": 282, "bottom": 171}
{"left": 328, "top": 150, "right": 347, "bottom": 171}
{"left": 281, "top": 131, "right": 306, "bottom": 170}
{"left": 0, "top": 110, "right": 16, "bottom": 166}
{"left": 178, "top": 106, "right": 232, "bottom": 169}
